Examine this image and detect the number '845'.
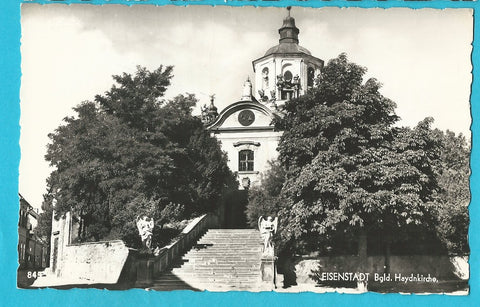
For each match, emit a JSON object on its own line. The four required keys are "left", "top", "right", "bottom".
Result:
{"left": 27, "top": 271, "right": 37, "bottom": 278}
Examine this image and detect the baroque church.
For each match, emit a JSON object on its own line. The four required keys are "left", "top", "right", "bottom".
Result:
{"left": 45, "top": 9, "right": 326, "bottom": 283}
{"left": 201, "top": 9, "right": 323, "bottom": 189}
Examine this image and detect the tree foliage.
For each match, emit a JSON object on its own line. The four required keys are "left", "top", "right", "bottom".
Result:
{"left": 44, "top": 66, "right": 236, "bottom": 246}
{"left": 274, "top": 53, "right": 443, "bottom": 254}
{"left": 245, "top": 160, "right": 286, "bottom": 228}
{"left": 36, "top": 188, "right": 54, "bottom": 245}
{"left": 431, "top": 130, "right": 470, "bottom": 254}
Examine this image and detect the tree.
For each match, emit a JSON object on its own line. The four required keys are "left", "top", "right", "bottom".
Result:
{"left": 245, "top": 160, "right": 286, "bottom": 228}
{"left": 44, "top": 66, "right": 236, "bottom": 247}
{"left": 36, "top": 187, "right": 54, "bottom": 245}
{"left": 432, "top": 130, "right": 470, "bottom": 254}
{"left": 274, "top": 54, "right": 442, "bottom": 271}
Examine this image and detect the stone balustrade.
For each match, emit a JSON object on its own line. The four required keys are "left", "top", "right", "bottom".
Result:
{"left": 132, "top": 213, "right": 219, "bottom": 285}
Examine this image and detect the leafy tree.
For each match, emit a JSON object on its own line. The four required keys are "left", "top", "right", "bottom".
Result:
{"left": 36, "top": 188, "right": 54, "bottom": 245}
{"left": 44, "top": 66, "right": 236, "bottom": 247}
{"left": 245, "top": 160, "right": 286, "bottom": 228}
{"left": 432, "top": 130, "right": 470, "bottom": 254}
{"left": 274, "top": 54, "right": 442, "bottom": 271}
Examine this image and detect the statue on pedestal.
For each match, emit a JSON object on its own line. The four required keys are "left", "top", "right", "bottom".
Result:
{"left": 258, "top": 216, "right": 278, "bottom": 256}
{"left": 136, "top": 215, "right": 154, "bottom": 250}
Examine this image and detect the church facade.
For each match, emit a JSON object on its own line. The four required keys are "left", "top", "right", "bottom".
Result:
{"left": 202, "top": 10, "right": 324, "bottom": 189}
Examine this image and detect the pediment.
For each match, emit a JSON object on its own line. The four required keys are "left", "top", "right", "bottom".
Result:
{"left": 206, "top": 101, "right": 276, "bottom": 131}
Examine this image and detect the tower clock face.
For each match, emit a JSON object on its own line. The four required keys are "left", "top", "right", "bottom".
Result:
{"left": 238, "top": 110, "right": 255, "bottom": 126}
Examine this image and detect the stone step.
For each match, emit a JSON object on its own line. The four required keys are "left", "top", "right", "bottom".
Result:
{"left": 170, "top": 268, "right": 261, "bottom": 274}
{"left": 173, "top": 264, "right": 260, "bottom": 269}
{"left": 184, "top": 251, "right": 261, "bottom": 255}
{"left": 153, "top": 228, "right": 266, "bottom": 290}
{"left": 182, "top": 258, "right": 260, "bottom": 262}
{"left": 187, "top": 247, "right": 262, "bottom": 251}
{"left": 195, "top": 240, "right": 261, "bottom": 244}
{"left": 201, "top": 237, "right": 260, "bottom": 239}
{"left": 151, "top": 280, "right": 260, "bottom": 288}
{"left": 167, "top": 275, "right": 260, "bottom": 281}
{"left": 188, "top": 247, "right": 262, "bottom": 251}
{"left": 164, "top": 278, "right": 260, "bottom": 289}
{"left": 173, "top": 268, "right": 260, "bottom": 273}
{"left": 159, "top": 271, "right": 260, "bottom": 282}
{"left": 179, "top": 262, "right": 260, "bottom": 267}
{"left": 173, "top": 270, "right": 260, "bottom": 275}
{"left": 202, "top": 236, "right": 262, "bottom": 239}
{"left": 182, "top": 256, "right": 260, "bottom": 261}
{"left": 187, "top": 249, "right": 262, "bottom": 252}
{"left": 184, "top": 252, "right": 261, "bottom": 257}
{"left": 201, "top": 236, "right": 260, "bottom": 239}
{"left": 198, "top": 241, "right": 262, "bottom": 244}
{"left": 193, "top": 246, "right": 261, "bottom": 249}
{"left": 186, "top": 252, "right": 262, "bottom": 255}
{"left": 206, "top": 229, "right": 259, "bottom": 232}
{"left": 170, "top": 274, "right": 260, "bottom": 280}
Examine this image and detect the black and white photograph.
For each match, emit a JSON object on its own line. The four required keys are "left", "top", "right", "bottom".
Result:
{"left": 18, "top": 4, "right": 472, "bottom": 293}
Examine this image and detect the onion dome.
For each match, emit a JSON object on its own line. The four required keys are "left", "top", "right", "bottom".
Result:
{"left": 264, "top": 7, "right": 311, "bottom": 57}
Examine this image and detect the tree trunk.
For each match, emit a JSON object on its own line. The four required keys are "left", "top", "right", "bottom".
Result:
{"left": 357, "top": 229, "right": 368, "bottom": 292}
{"left": 384, "top": 239, "right": 391, "bottom": 274}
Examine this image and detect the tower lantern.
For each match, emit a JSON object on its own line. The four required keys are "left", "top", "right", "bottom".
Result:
{"left": 252, "top": 7, "right": 324, "bottom": 107}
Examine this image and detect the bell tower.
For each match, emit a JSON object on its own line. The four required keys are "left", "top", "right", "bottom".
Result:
{"left": 252, "top": 7, "right": 324, "bottom": 109}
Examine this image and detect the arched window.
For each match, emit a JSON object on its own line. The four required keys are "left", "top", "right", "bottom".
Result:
{"left": 262, "top": 67, "right": 269, "bottom": 88}
{"left": 239, "top": 150, "right": 254, "bottom": 171}
{"left": 307, "top": 67, "right": 315, "bottom": 87}
{"left": 283, "top": 70, "right": 293, "bottom": 82}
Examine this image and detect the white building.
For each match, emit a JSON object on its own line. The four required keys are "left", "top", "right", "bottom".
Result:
{"left": 203, "top": 9, "right": 323, "bottom": 189}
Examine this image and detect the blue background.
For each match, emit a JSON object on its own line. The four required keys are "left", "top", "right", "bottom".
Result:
{"left": 1, "top": 0, "right": 478, "bottom": 306}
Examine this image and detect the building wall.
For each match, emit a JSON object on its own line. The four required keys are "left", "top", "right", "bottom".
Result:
{"left": 213, "top": 129, "right": 281, "bottom": 188}
{"left": 48, "top": 211, "right": 132, "bottom": 283}
{"left": 254, "top": 54, "right": 322, "bottom": 104}
{"left": 50, "top": 211, "right": 71, "bottom": 275}
{"left": 18, "top": 195, "right": 48, "bottom": 270}
{"left": 207, "top": 100, "right": 282, "bottom": 189}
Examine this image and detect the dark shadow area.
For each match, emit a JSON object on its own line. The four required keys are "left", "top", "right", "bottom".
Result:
{"left": 314, "top": 280, "right": 357, "bottom": 289}
{"left": 148, "top": 272, "right": 202, "bottom": 291}
{"left": 192, "top": 243, "right": 213, "bottom": 250}
{"left": 276, "top": 255, "right": 297, "bottom": 288}
{"left": 223, "top": 190, "right": 248, "bottom": 228}
{"left": 17, "top": 269, "right": 41, "bottom": 288}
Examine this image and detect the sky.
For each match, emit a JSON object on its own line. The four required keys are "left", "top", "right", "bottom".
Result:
{"left": 19, "top": 4, "right": 473, "bottom": 209}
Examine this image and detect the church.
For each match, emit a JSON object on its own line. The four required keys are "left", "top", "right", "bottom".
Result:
{"left": 45, "top": 9, "right": 327, "bottom": 283}
{"left": 201, "top": 9, "right": 324, "bottom": 189}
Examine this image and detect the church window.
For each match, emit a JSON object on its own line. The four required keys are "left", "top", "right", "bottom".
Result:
{"left": 307, "top": 67, "right": 315, "bottom": 87}
{"left": 262, "top": 67, "right": 269, "bottom": 89}
{"left": 283, "top": 70, "right": 293, "bottom": 82}
{"left": 239, "top": 150, "right": 254, "bottom": 171}
{"left": 281, "top": 90, "right": 292, "bottom": 100}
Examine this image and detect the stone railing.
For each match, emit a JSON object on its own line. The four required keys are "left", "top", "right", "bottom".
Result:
{"left": 131, "top": 213, "right": 218, "bottom": 285}
{"left": 153, "top": 213, "right": 218, "bottom": 276}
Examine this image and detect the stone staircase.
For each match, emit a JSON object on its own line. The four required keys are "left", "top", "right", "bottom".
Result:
{"left": 150, "top": 229, "right": 264, "bottom": 291}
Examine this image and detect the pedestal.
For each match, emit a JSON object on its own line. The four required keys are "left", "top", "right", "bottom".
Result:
{"left": 261, "top": 255, "right": 276, "bottom": 289}
{"left": 136, "top": 258, "right": 154, "bottom": 286}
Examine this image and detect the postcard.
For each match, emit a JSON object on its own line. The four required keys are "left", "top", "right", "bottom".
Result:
{"left": 15, "top": 3, "right": 472, "bottom": 296}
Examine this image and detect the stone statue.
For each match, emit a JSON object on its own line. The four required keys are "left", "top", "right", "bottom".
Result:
{"left": 258, "top": 89, "right": 268, "bottom": 102}
{"left": 262, "top": 69, "right": 269, "bottom": 89}
{"left": 136, "top": 215, "right": 154, "bottom": 250}
{"left": 314, "top": 73, "right": 322, "bottom": 87}
{"left": 241, "top": 77, "right": 253, "bottom": 101}
{"left": 258, "top": 216, "right": 278, "bottom": 256}
{"left": 293, "top": 74, "right": 300, "bottom": 84}
{"left": 270, "top": 90, "right": 276, "bottom": 101}
{"left": 276, "top": 74, "right": 284, "bottom": 89}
